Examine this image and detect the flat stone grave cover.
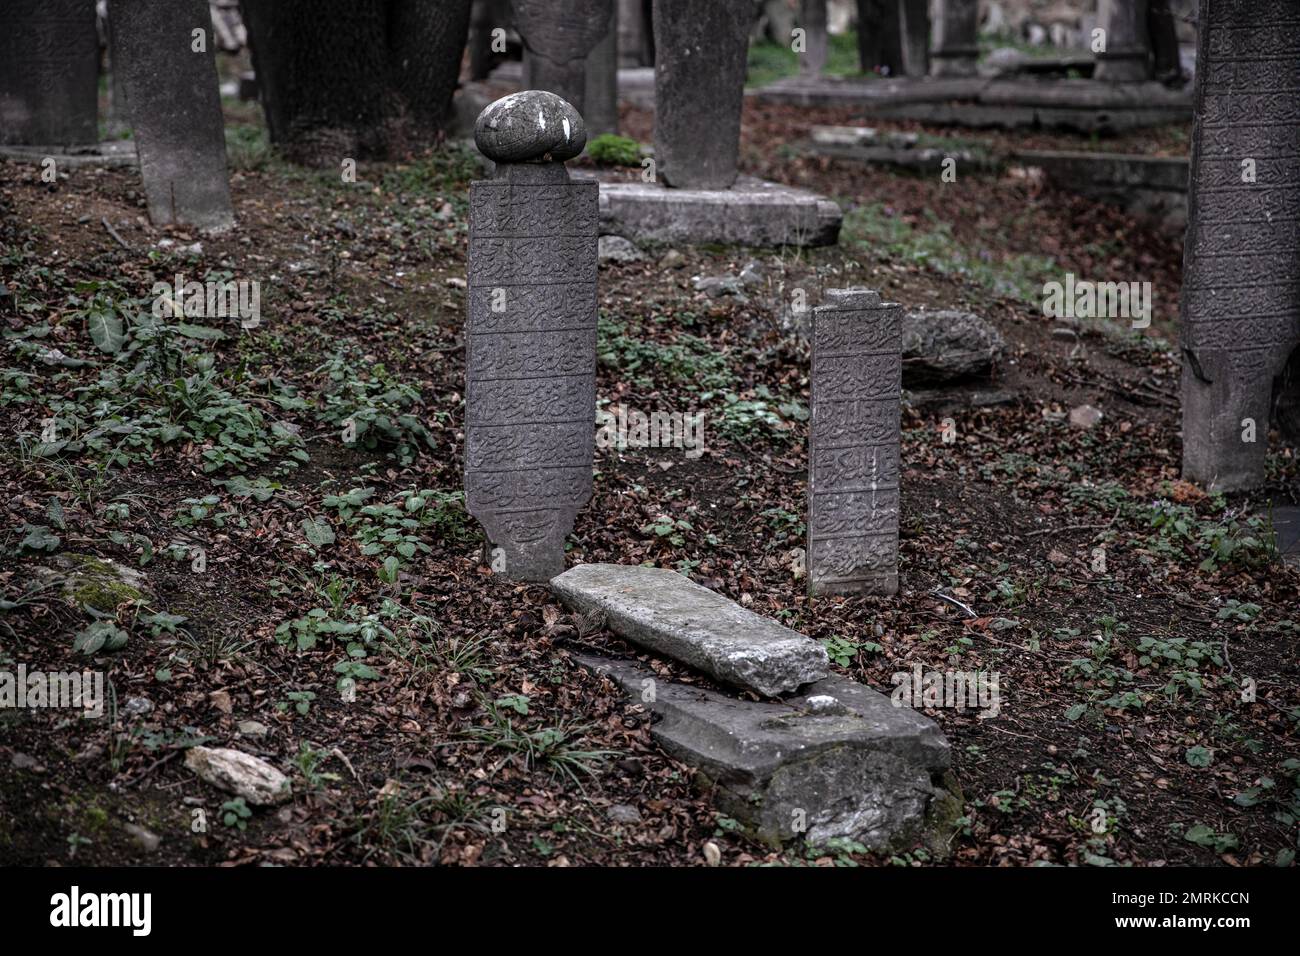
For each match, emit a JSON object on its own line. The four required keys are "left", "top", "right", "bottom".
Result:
{"left": 551, "top": 563, "right": 829, "bottom": 697}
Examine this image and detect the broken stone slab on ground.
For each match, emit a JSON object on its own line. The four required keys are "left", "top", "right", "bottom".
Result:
{"left": 576, "top": 653, "right": 957, "bottom": 850}
{"left": 551, "top": 563, "right": 828, "bottom": 697}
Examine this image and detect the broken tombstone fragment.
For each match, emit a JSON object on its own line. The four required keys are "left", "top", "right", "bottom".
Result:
{"left": 551, "top": 563, "right": 828, "bottom": 697}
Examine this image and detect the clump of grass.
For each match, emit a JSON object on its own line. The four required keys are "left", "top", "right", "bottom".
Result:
{"left": 842, "top": 203, "right": 1056, "bottom": 304}
{"left": 586, "top": 134, "right": 642, "bottom": 166}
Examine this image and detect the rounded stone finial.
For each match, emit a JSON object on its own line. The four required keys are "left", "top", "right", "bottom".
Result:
{"left": 474, "top": 90, "right": 587, "bottom": 164}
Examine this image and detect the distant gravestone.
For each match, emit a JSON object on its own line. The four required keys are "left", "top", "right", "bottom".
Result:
{"left": 799, "top": 0, "right": 829, "bottom": 79}
{"left": 515, "top": 0, "right": 612, "bottom": 113}
{"left": 617, "top": 0, "right": 653, "bottom": 68}
{"left": 856, "top": 0, "right": 904, "bottom": 76}
{"left": 653, "top": 0, "right": 751, "bottom": 189}
{"left": 466, "top": 91, "right": 597, "bottom": 581}
{"left": 1094, "top": 0, "right": 1152, "bottom": 82}
{"left": 808, "top": 289, "right": 902, "bottom": 596}
{"left": 584, "top": 1, "right": 619, "bottom": 137}
{"left": 0, "top": 0, "right": 98, "bottom": 146}
{"left": 1180, "top": 0, "right": 1300, "bottom": 491}
{"left": 110, "top": 0, "right": 235, "bottom": 231}
{"left": 897, "top": 0, "right": 930, "bottom": 77}
{"left": 931, "top": 0, "right": 979, "bottom": 77}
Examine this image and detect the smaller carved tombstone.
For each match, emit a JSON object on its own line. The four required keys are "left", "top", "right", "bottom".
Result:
{"left": 465, "top": 92, "right": 598, "bottom": 582}
{"left": 808, "top": 289, "right": 902, "bottom": 596}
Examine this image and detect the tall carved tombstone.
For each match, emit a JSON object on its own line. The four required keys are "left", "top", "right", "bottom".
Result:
{"left": 110, "top": 0, "right": 235, "bottom": 231}
{"left": 466, "top": 92, "right": 597, "bottom": 582}
{"left": 584, "top": 2, "right": 619, "bottom": 137}
{"left": 856, "top": 0, "right": 904, "bottom": 76}
{"left": 931, "top": 0, "right": 979, "bottom": 78}
{"left": 799, "top": 0, "right": 830, "bottom": 79}
{"left": 653, "top": 0, "right": 751, "bottom": 189}
{"left": 897, "top": 0, "right": 930, "bottom": 77}
{"left": 515, "top": 0, "right": 613, "bottom": 113}
{"left": 0, "top": 0, "right": 98, "bottom": 146}
{"left": 808, "top": 290, "right": 902, "bottom": 597}
{"left": 1094, "top": 0, "right": 1152, "bottom": 82}
{"left": 1180, "top": 0, "right": 1300, "bottom": 491}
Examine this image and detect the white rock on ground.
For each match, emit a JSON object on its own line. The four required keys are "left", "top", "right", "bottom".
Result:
{"left": 184, "top": 746, "right": 292, "bottom": 805}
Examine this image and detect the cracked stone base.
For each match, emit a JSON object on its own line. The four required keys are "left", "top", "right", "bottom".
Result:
{"left": 591, "top": 174, "right": 842, "bottom": 247}
{"left": 577, "top": 653, "right": 956, "bottom": 851}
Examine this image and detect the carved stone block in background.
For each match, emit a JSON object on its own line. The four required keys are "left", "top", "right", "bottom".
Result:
{"left": 808, "top": 289, "right": 903, "bottom": 595}
{"left": 1180, "top": 0, "right": 1300, "bottom": 491}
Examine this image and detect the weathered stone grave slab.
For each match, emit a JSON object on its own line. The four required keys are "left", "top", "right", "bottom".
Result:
{"left": 551, "top": 563, "right": 829, "bottom": 697}
{"left": 0, "top": 0, "right": 99, "bottom": 146}
{"left": 1180, "top": 0, "right": 1300, "bottom": 491}
{"left": 751, "top": 76, "right": 1192, "bottom": 134}
{"left": 465, "top": 92, "right": 597, "bottom": 581}
{"left": 576, "top": 652, "right": 955, "bottom": 849}
{"left": 808, "top": 125, "right": 1000, "bottom": 172}
{"left": 653, "top": 0, "right": 751, "bottom": 189}
{"left": 1014, "top": 149, "right": 1189, "bottom": 233}
{"left": 808, "top": 289, "right": 902, "bottom": 596}
{"left": 594, "top": 174, "right": 842, "bottom": 247}
{"left": 0, "top": 141, "right": 139, "bottom": 169}
{"left": 110, "top": 0, "right": 235, "bottom": 231}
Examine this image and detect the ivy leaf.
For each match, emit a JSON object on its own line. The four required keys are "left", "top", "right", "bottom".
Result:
{"left": 1185, "top": 745, "right": 1213, "bottom": 767}
{"left": 87, "top": 305, "right": 125, "bottom": 353}
{"left": 301, "top": 517, "right": 335, "bottom": 549}
{"left": 20, "top": 524, "right": 60, "bottom": 553}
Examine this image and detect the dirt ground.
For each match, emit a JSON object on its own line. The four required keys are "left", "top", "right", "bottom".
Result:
{"left": 1, "top": 87, "right": 1296, "bottom": 868}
